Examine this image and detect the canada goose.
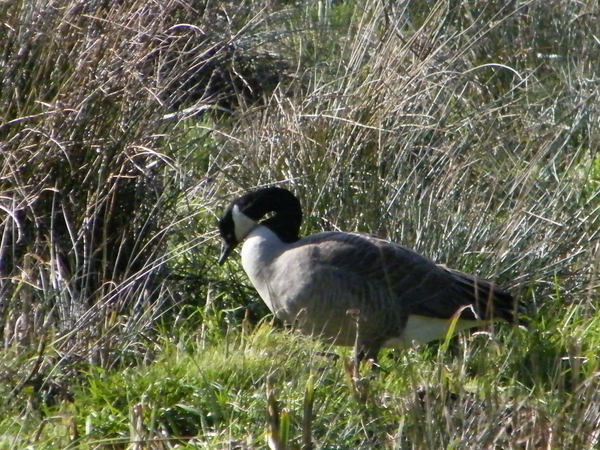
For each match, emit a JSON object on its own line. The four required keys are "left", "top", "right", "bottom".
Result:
{"left": 218, "top": 187, "right": 523, "bottom": 361}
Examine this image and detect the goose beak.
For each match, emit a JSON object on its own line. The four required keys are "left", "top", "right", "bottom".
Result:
{"left": 218, "top": 241, "right": 235, "bottom": 265}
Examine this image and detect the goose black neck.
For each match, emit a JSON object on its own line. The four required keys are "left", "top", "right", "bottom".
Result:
{"left": 248, "top": 187, "right": 302, "bottom": 243}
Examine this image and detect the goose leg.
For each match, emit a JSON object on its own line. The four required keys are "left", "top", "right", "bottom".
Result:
{"left": 355, "top": 340, "right": 383, "bottom": 365}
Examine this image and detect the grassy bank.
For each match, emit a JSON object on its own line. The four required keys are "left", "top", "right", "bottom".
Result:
{"left": 1, "top": 0, "right": 599, "bottom": 448}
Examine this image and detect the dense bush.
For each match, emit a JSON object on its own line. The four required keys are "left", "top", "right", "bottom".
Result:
{"left": 0, "top": 0, "right": 290, "bottom": 365}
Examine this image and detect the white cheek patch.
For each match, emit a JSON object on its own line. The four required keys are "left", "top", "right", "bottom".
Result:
{"left": 232, "top": 204, "right": 258, "bottom": 242}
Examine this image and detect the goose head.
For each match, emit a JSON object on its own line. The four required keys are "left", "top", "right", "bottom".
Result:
{"left": 218, "top": 187, "right": 303, "bottom": 264}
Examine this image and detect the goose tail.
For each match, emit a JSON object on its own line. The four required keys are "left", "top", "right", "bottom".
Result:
{"left": 446, "top": 269, "right": 527, "bottom": 326}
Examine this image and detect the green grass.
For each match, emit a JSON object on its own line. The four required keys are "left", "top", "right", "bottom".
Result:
{"left": 1, "top": 0, "right": 600, "bottom": 448}
{"left": 3, "top": 315, "right": 599, "bottom": 448}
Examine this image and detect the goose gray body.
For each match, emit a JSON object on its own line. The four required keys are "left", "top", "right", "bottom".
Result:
{"left": 218, "top": 187, "right": 522, "bottom": 361}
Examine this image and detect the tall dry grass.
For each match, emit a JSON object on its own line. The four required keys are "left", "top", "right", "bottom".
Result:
{"left": 0, "top": 0, "right": 290, "bottom": 369}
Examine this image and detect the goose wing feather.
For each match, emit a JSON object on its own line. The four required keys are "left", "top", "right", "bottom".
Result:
{"left": 271, "top": 231, "right": 515, "bottom": 324}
